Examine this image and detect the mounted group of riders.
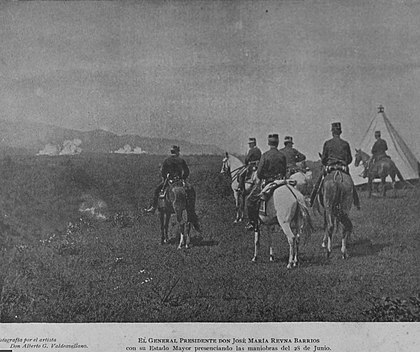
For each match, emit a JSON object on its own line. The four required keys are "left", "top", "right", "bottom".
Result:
{"left": 144, "top": 122, "right": 393, "bottom": 233}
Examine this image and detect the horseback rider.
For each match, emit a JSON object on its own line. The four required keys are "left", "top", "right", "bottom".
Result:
{"left": 365, "top": 130, "right": 389, "bottom": 176}
{"left": 279, "top": 136, "right": 306, "bottom": 178}
{"left": 245, "top": 134, "right": 287, "bottom": 231}
{"left": 309, "top": 122, "right": 360, "bottom": 209}
{"left": 145, "top": 145, "right": 200, "bottom": 231}
{"left": 238, "top": 137, "right": 262, "bottom": 192}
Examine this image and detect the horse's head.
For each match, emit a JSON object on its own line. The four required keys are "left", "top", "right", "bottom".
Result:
{"left": 220, "top": 156, "right": 231, "bottom": 175}
{"left": 354, "top": 148, "right": 369, "bottom": 167}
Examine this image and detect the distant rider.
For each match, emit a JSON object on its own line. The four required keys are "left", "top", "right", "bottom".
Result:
{"left": 309, "top": 122, "right": 360, "bottom": 210}
{"left": 238, "top": 137, "right": 262, "bottom": 192}
{"left": 279, "top": 136, "right": 306, "bottom": 178}
{"left": 245, "top": 134, "right": 287, "bottom": 231}
{"left": 365, "top": 130, "right": 389, "bottom": 176}
{"left": 145, "top": 145, "right": 200, "bottom": 231}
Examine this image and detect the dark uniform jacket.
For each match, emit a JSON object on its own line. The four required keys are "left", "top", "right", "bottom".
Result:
{"left": 371, "top": 138, "right": 388, "bottom": 160}
{"left": 279, "top": 146, "right": 306, "bottom": 168}
{"left": 257, "top": 148, "right": 287, "bottom": 180}
{"left": 321, "top": 136, "right": 352, "bottom": 166}
{"left": 245, "top": 146, "right": 262, "bottom": 165}
{"left": 161, "top": 155, "right": 190, "bottom": 179}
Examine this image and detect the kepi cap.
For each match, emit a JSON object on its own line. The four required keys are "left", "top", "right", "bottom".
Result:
{"left": 284, "top": 136, "right": 293, "bottom": 144}
{"left": 248, "top": 137, "right": 256, "bottom": 144}
{"left": 170, "top": 145, "right": 180, "bottom": 154}
{"left": 268, "top": 133, "right": 279, "bottom": 146}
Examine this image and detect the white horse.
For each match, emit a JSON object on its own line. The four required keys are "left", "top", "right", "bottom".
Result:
{"left": 252, "top": 183, "right": 313, "bottom": 269}
{"left": 289, "top": 167, "right": 313, "bottom": 197}
{"left": 220, "top": 153, "right": 257, "bottom": 223}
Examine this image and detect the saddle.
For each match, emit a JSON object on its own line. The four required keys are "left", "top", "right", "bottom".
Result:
{"left": 259, "top": 179, "right": 297, "bottom": 201}
{"left": 258, "top": 179, "right": 297, "bottom": 215}
{"left": 158, "top": 177, "right": 186, "bottom": 209}
{"left": 325, "top": 164, "right": 349, "bottom": 174}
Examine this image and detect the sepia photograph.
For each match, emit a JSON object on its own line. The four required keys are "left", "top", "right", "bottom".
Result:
{"left": 0, "top": 0, "right": 419, "bottom": 350}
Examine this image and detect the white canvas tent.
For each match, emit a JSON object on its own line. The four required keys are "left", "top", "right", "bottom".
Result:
{"left": 349, "top": 105, "right": 419, "bottom": 185}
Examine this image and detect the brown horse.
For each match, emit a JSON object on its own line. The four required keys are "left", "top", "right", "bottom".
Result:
{"left": 157, "top": 179, "right": 191, "bottom": 249}
{"left": 322, "top": 169, "right": 354, "bottom": 259}
{"left": 354, "top": 149, "right": 404, "bottom": 198}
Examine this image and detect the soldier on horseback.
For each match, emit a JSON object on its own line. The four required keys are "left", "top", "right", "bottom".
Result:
{"left": 364, "top": 130, "right": 389, "bottom": 176}
{"left": 245, "top": 134, "right": 287, "bottom": 231}
{"left": 279, "top": 136, "right": 306, "bottom": 178}
{"left": 309, "top": 122, "right": 360, "bottom": 209}
{"left": 237, "top": 137, "right": 262, "bottom": 192}
{"left": 145, "top": 145, "right": 201, "bottom": 231}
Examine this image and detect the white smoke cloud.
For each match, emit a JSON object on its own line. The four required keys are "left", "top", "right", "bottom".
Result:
{"left": 37, "top": 139, "right": 82, "bottom": 156}
{"left": 37, "top": 143, "right": 60, "bottom": 156}
{"left": 114, "top": 144, "right": 148, "bottom": 154}
{"left": 59, "top": 139, "right": 82, "bottom": 155}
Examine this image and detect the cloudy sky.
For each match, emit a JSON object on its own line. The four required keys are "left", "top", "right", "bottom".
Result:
{"left": 1, "top": 0, "right": 420, "bottom": 159}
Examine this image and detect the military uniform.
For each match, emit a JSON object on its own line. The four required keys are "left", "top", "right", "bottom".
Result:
{"left": 146, "top": 146, "right": 200, "bottom": 231}
{"left": 246, "top": 134, "right": 286, "bottom": 231}
{"left": 238, "top": 138, "right": 262, "bottom": 191}
{"left": 310, "top": 122, "right": 360, "bottom": 209}
{"left": 245, "top": 146, "right": 262, "bottom": 165}
{"left": 371, "top": 137, "right": 388, "bottom": 161}
{"left": 321, "top": 136, "right": 352, "bottom": 167}
{"left": 161, "top": 154, "right": 190, "bottom": 179}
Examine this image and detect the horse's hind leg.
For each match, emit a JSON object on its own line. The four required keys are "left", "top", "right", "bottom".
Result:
{"left": 280, "top": 222, "right": 298, "bottom": 269}
{"left": 382, "top": 177, "right": 387, "bottom": 197}
{"left": 324, "top": 211, "right": 334, "bottom": 258}
{"left": 340, "top": 213, "right": 353, "bottom": 259}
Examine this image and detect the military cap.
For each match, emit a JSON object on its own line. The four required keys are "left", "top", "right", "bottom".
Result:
{"left": 170, "top": 145, "right": 180, "bottom": 154}
{"left": 331, "top": 122, "right": 341, "bottom": 130}
{"left": 248, "top": 137, "right": 256, "bottom": 144}
{"left": 268, "top": 133, "right": 279, "bottom": 146}
{"left": 284, "top": 136, "right": 294, "bottom": 144}
{"left": 375, "top": 131, "right": 381, "bottom": 136}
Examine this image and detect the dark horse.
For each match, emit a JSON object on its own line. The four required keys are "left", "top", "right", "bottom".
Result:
{"left": 354, "top": 149, "right": 404, "bottom": 198}
{"left": 157, "top": 179, "right": 191, "bottom": 249}
{"left": 322, "top": 169, "right": 354, "bottom": 259}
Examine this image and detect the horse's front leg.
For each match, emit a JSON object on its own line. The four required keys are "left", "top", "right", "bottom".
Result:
{"left": 185, "top": 222, "right": 191, "bottom": 249}
{"left": 233, "top": 191, "right": 241, "bottom": 223}
{"left": 177, "top": 221, "right": 185, "bottom": 250}
{"left": 164, "top": 212, "right": 170, "bottom": 243}
{"left": 368, "top": 179, "right": 373, "bottom": 198}
{"left": 159, "top": 211, "right": 166, "bottom": 245}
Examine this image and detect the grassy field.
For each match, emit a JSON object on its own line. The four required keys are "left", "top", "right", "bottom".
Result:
{"left": 0, "top": 153, "right": 418, "bottom": 322}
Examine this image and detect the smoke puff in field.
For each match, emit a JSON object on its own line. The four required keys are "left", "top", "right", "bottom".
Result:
{"left": 37, "top": 139, "right": 82, "bottom": 156}
{"left": 79, "top": 193, "right": 107, "bottom": 220}
{"left": 59, "top": 139, "right": 82, "bottom": 155}
{"left": 114, "top": 144, "right": 148, "bottom": 154}
{"left": 37, "top": 144, "right": 60, "bottom": 156}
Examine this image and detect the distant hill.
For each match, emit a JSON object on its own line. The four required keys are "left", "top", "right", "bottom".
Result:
{"left": 0, "top": 119, "right": 224, "bottom": 155}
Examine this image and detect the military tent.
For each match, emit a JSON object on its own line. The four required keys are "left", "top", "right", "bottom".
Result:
{"left": 349, "top": 105, "right": 419, "bottom": 185}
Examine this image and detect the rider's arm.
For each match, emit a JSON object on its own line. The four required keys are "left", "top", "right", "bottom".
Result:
{"left": 321, "top": 142, "right": 329, "bottom": 166}
{"left": 295, "top": 149, "right": 306, "bottom": 162}
{"left": 346, "top": 143, "right": 353, "bottom": 165}
{"left": 182, "top": 160, "right": 190, "bottom": 179}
